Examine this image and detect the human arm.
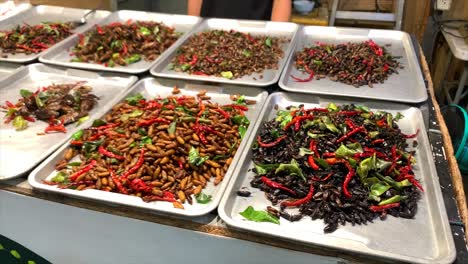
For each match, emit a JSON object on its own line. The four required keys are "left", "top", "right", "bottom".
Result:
{"left": 271, "top": 0, "right": 291, "bottom": 22}
{"left": 188, "top": 0, "right": 203, "bottom": 16}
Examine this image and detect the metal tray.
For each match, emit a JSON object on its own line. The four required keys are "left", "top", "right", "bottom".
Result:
{"left": 39, "top": 11, "right": 202, "bottom": 74}
{"left": 0, "top": 63, "right": 137, "bottom": 180}
{"left": 28, "top": 77, "right": 269, "bottom": 217}
{"left": 0, "top": 5, "right": 111, "bottom": 63}
{"left": 218, "top": 92, "right": 455, "bottom": 264}
{"left": 0, "top": 2, "right": 31, "bottom": 21}
{"left": 0, "top": 62, "right": 23, "bottom": 80}
{"left": 150, "top": 18, "right": 299, "bottom": 86}
{"left": 279, "top": 26, "right": 428, "bottom": 103}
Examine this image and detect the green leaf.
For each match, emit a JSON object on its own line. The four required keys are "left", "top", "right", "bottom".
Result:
{"left": 346, "top": 142, "right": 363, "bottom": 152}
{"left": 195, "top": 192, "right": 212, "bottom": 204}
{"left": 321, "top": 116, "right": 340, "bottom": 133}
{"left": 307, "top": 131, "right": 325, "bottom": 139}
{"left": 265, "top": 37, "right": 272, "bottom": 48}
{"left": 240, "top": 206, "right": 279, "bottom": 225}
{"left": 298, "top": 147, "right": 314, "bottom": 156}
{"left": 129, "top": 142, "right": 136, "bottom": 148}
{"left": 139, "top": 26, "right": 151, "bottom": 36}
{"left": 362, "top": 176, "right": 382, "bottom": 187}
{"left": 370, "top": 182, "right": 391, "bottom": 197}
{"left": 76, "top": 115, "right": 89, "bottom": 126}
{"left": 386, "top": 113, "right": 393, "bottom": 127}
{"left": 188, "top": 147, "right": 209, "bottom": 166}
{"left": 180, "top": 63, "right": 191, "bottom": 71}
{"left": 67, "top": 162, "right": 82, "bottom": 167}
{"left": 35, "top": 95, "right": 44, "bottom": 108}
{"left": 137, "top": 127, "right": 147, "bottom": 136}
{"left": 12, "top": 116, "right": 28, "bottom": 131}
{"left": 112, "top": 53, "right": 120, "bottom": 59}
{"left": 375, "top": 172, "right": 412, "bottom": 190}
{"left": 110, "top": 40, "right": 122, "bottom": 49}
{"left": 369, "top": 131, "right": 379, "bottom": 138}
{"left": 326, "top": 102, "right": 338, "bottom": 112}
{"left": 28, "top": 261, "right": 36, "bottom": 264}
{"left": 275, "top": 159, "right": 306, "bottom": 181}
{"left": 355, "top": 105, "right": 370, "bottom": 113}
{"left": 335, "top": 144, "right": 359, "bottom": 158}
{"left": 153, "top": 26, "right": 160, "bottom": 35}
{"left": 71, "top": 129, "right": 83, "bottom": 140}
{"left": 0, "top": 243, "right": 4, "bottom": 249}
{"left": 10, "top": 250, "right": 21, "bottom": 259}
{"left": 97, "top": 46, "right": 104, "bottom": 51}
{"left": 92, "top": 119, "right": 107, "bottom": 127}
{"left": 6, "top": 108, "right": 16, "bottom": 117}
{"left": 254, "top": 163, "right": 280, "bottom": 175}
{"left": 108, "top": 59, "right": 115, "bottom": 67}
{"left": 83, "top": 138, "right": 104, "bottom": 157}
{"left": 125, "top": 54, "right": 141, "bottom": 64}
{"left": 168, "top": 121, "right": 177, "bottom": 135}
{"left": 231, "top": 115, "right": 250, "bottom": 126}
{"left": 242, "top": 49, "right": 251, "bottom": 57}
{"left": 276, "top": 109, "right": 294, "bottom": 128}
{"left": 397, "top": 150, "right": 416, "bottom": 164}
{"left": 357, "top": 154, "right": 377, "bottom": 179}
{"left": 125, "top": 93, "right": 144, "bottom": 106}
{"left": 71, "top": 57, "right": 82, "bottom": 62}
{"left": 121, "top": 109, "right": 143, "bottom": 121}
{"left": 314, "top": 158, "right": 330, "bottom": 168}
{"left": 326, "top": 46, "right": 332, "bottom": 54}
{"left": 221, "top": 71, "right": 233, "bottom": 79}
{"left": 394, "top": 112, "right": 404, "bottom": 121}
{"left": 378, "top": 195, "right": 407, "bottom": 206}
{"left": 236, "top": 95, "right": 246, "bottom": 105}
{"left": 239, "top": 125, "right": 247, "bottom": 139}
{"left": 313, "top": 60, "right": 322, "bottom": 66}
{"left": 139, "top": 136, "right": 152, "bottom": 147}
{"left": 51, "top": 171, "right": 68, "bottom": 183}
{"left": 20, "top": 89, "right": 33, "bottom": 98}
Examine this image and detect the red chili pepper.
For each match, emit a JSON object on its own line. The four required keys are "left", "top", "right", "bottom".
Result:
{"left": 144, "top": 101, "right": 162, "bottom": 110}
{"left": 108, "top": 22, "right": 122, "bottom": 27}
{"left": 372, "top": 139, "right": 385, "bottom": 145}
{"left": 336, "top": 126, "right": 365, "bottom": 143}
{"left": 143, "top": 195, "right": 176, "bottom": 203}
{"left": 294, "top": 115, "right": 315, "bottom": 131}
{"left": 291, "top": 70, "right": 315, "bottom": 82}
{"left": 261, "top": 176, "right": 296, "bottom": 196}
{"left": 98, "top": 146, "right": 125, "bottom": 160}
{"left": 45, "top": 123, "right": 67, "bottom": 133}
{"left": 197, "top": 98, "right": 205, "bottom": 118}
{"left": 311, "top": 173, "right": 333, "bottom": 182}
{"left": 109, "top": 168, "right": 128, "bottom": 195}
{"left": 341, "top": 160, "right": 355, "bottom": 198}
{"left": 325, "top": 157, "right": 339, "bottom": 165}
{"left": 344, "top": 118, "right": 358, "bottom": 130}
{"left": 224, "top": 104, "right": 249, "bottom": 111}
{"left": 120, "top": 148, "right": 145, "bottom": 179}
{"left": 376, "top": 118, "right": 386, "bottom": 127}
{"left": 283, "top": 116, "right": 300, "bottom": 131}
{"left": 281, "top": 181, "right": 314, "bottom": 207}
{"left": 383, "top": 64, "right": 389, "bottom": 72}
{"left": 87, "top": 132, "right": 106, "bottom": 141}
{"left": 309, "top": 139, "right": 319, "bottom": 157}
{"left": 178, "top": 160, "right": 184, "bottom": 170}
{"left": 257, "top": 135, "right": 287, "bottom": 148}
{"left": 402, "top": 129, "right": 420, "bottom": 139}
{"left": 126, "top": 19, "right": 133, "bottom": 25}
{"left": 198, "top": 133, "right": 208, "bottom": 144}
{"left": 70, "top": 140, "right": 83, "bottom": 146}
{"left": 177, "top": 55, "right": 186, "bottom": 64}
{"left": 122, "top": 43, "right": 128, "bottom": 55}
{"left": 96, "top": 25, "right": 104, "bottom": 35}
{"left": 243, "top": 33, "right": 256, "bottom": 43}
{"left": 192, "top": 71, "right": 209, "bottom": 76}
{"left": 308, "top": 156, "right": 320, "bottom": 170}
{"left": 322, "top": 152, "right": 336, "bottom": 158}
{"left": 194, "top": 124, "right": 217, "bottom": 135}
{"left": 369, "top": 202, "right": 400, "bottom": 212}
{"left": 337, "top": 111, "right": 361, "bottom": 116}
{"left": 304, "top": 107, "right": 328, "bottom": 113}
{"left": 23, "top": 116, "right": 36, "bottom": 122}
{"left": 189, "top": 54, "right": 198, "bottom": 66}
{"left": 5, "top": 101, "right": 15, "bottom": 108}
{"left": 69, "top": 160, "right": 97, "bottom": 181}
{"left": 130, "top": 178, "right": 152, "bottom": 193}
{"left": 404, "top": 175, "right": 424, "bottom": 192}
{"left": 215, "top": 108, "right": 230, "bottom": 119}
{"left": 32, "top": 41, "right": 49, "bottom": 49}
{"left": 137, "top": 118, "right": 170, "bottom": 127}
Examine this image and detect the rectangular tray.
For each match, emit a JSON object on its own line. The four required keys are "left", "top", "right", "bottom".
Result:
{"left": 0, "top": 2, "right": 31, "bottom": 21}
{"left": 0, "top": 63, "right": 138, "bottom": 180}
{"left": 28, "top": 78, "right": 269, "bottom": 217}
{"left": 0, "top": 5, "right": 111, "bottom": 63}
{"left": 39, "top": 10, "right": 202, "bottom": 74}
{"left": 279, "top": 26, "right": 428, "bottom": 103}
{"left": 150, "top": 18, "right": 300, "bottom": 86}
{"left": 0, "top": 62, "right": 23, "bottom": 80}
{"left": 218, "top": 92, "right": 455, "bottom": 264}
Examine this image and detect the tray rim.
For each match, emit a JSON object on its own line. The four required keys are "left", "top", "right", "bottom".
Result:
{"left": 218, "top": 91, "right": 455, "bottom": 264}
{"left": 0, "top": 5, "right": 112, "bottom": 63}
{"left": 150, "top": 17, "right": 300, "bottom": 87}
{"left": 0, "top": 63, "right": 138, "bottom": 180}
{"left": 278, "top": 25, "right": 428, "bottom": 104}
{"left": 39, "top": 10, "right": 203, "bottom": 74}
{"left": 28, "top": 77, "right": 269, "bottom": 217}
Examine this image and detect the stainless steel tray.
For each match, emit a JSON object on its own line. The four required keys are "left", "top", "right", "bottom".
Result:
{"left": 0, "top": 62, "right": 23, "bottom": 80}
{"left": 0, "top": 5, "right": 111, "bottom": 63}
{"left": 279, "top": 26, "right": 428, "bottom": 103}
{"left": 28, "top": 78, "right": 269, "bottom": 217}
{"left": 218, "top": 92, "right": 455, "bottom": 264}
{"left": 0, "top": 2, "right": 31, "bottom": 21}
{"left": 39, "top": 11, "right": 202, "bottom": 74}
{"left": 0, "top": 63, "right": 137, "bottom": 180}
{"left": 150, "top": 18, "right": 299, "bottom": 86}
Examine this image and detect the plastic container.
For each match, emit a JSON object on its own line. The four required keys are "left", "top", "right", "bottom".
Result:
{"left": 441, "top": 104, "right": 468, "bottom": 173}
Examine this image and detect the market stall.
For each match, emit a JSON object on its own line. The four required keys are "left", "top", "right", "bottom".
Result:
{"left": 0, "top": 1, "right": 467, "bottom": 264}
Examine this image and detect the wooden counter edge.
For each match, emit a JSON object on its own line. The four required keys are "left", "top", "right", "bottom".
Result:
{"left": 420, "top": 48, "right": 468, "bottom": 242}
